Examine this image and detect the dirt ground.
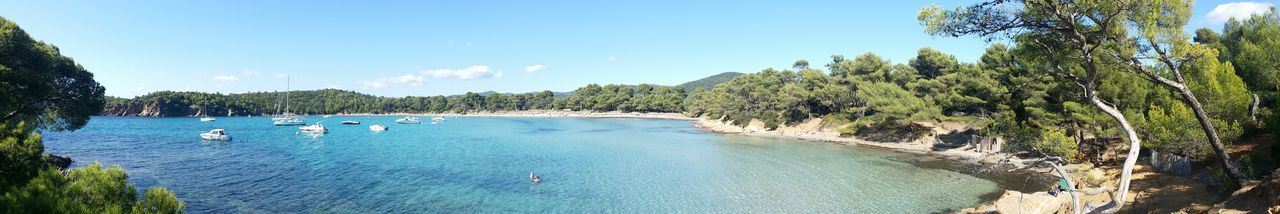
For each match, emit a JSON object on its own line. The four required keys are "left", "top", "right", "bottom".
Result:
{"left": 1117, "top": 165, "right": 1221, "bottom": 213}
{"left": 959, "top": 164, "right": 1227, "bottom": 213}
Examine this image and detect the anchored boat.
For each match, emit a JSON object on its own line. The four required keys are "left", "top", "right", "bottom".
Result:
{"left": 200, "top": 129, "right": 232, "bottom": 141}
{"left": 396, "top": 116, "right": 421, "bottom": 124}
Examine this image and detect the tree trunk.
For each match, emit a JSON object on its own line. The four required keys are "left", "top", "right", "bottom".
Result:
{"left": 1176, "top": 86, "right": 1249, "bottom": 186}
{"left": 1250, "top": 93, "right": 1260, "bottom": 122}
{"left": 1089, "top": 96, "right": 1141, "bottom": 213}
{"left": 1046, "top": 157, "right": 1083, "bottom": 214}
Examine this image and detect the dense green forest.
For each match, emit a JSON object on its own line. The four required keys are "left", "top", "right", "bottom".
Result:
{"left": 103, "top": 83, "right": 689, "bottom": 116}
{"left": 920, "top": 1, "right": 1277, "bottom": 211}
{"left": 0, "top": 17, "right": 185, "bottom": 213}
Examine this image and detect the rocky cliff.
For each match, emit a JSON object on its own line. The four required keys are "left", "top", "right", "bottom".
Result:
{"left": 100, "top": 101, "right": 218, "bottom": 117}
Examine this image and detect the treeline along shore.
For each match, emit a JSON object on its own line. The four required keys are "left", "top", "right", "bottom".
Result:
{"left": 101, "top": 84, "right": 689, "bottom": 117}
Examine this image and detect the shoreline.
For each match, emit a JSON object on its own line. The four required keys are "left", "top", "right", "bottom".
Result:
{"left": 153, "top": 110, "right": 1033, "bottom": 169}
{"left": 689, "top": 117, "right": 1039, "bottom": 169}
{"left": 332, "top": 110, "right": 695, "bottom": 121}
{"left": 117, "top": 110, "right": 1032, "bottom": 170}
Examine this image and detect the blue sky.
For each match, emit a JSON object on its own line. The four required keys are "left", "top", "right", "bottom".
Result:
{"left": 1, "top": 0, "right": 1274, "bottom": 97}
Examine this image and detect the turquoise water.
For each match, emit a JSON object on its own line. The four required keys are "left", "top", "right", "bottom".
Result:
{"left": 43, "top": 116, "right": 1000, "bottom": 213}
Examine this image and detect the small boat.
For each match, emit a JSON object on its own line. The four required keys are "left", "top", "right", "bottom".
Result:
{"left": 369, "top": 124, "right": 388, "bottom": 132}
{"left": 396, "top": 116, "right": 421, "bottom": 124}
{"left": 299, "top": 123, "right": 328, "bottom": 134}
{"left": 341, "top": 121, "right": 360, "bottom": 125}
{"left": 323, "top": 115, "right": 333, "bottom": 118}
{"left": 200, "top": 129, "right": 232, "bottom": 141}
{"left": 432, "top": 116, "right": 446, "bottom": 122}
{"left": 200, "top": 117, "right": 216, "bottom": 122}
{"left": 529, "top": 172, "right": 541, "bottom": 184}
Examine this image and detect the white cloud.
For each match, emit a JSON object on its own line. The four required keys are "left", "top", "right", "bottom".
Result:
{"left": 212, "top": 75, "right": 239, "bottom": 82}
{"left": 421, "top": 65, "right": 500, "bottom": 80}
{"left": 1206, "top": 2, "right": 1275, "bottom": 23}
{"left": 524, "top": 64, "right": 546, "bottom": 73}
{"left": 607, "top": 56, "right": 618, "bottom": 62}
{"left": 241, "top": 70, "right": 262, "bottom": 76}
{"left": 358, "top": 74, "right": 426, "bottom": 89}
{"left": 275, "top": 73, "right": 289, "bottom": 79}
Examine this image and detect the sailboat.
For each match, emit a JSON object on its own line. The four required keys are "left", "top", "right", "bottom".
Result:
{"left": 196, "top": 108, "right": 215, "bottom": 121}
{"left": 272, "top": 76, "right": 306, "bottom": 126}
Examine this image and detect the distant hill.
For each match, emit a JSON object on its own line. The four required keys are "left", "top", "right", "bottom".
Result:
{"left": 678, "top": 72, "right": 745, "bottom": 91}
{"left": 474, "top": 90, "right": 572, "bottom": 98}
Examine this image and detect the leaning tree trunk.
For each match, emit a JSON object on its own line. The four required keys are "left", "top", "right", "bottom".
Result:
{"left": 1135, "top": 39, "right": 1251, "bottom": 187}
{"left": 1175, "top": 86, "right": 1249, "bottom": 186}
{"left": 1089, "top": 96, "right": 1141, "bottom": 213}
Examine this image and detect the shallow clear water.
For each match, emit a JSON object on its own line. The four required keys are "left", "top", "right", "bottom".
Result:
{"left": 43, "top": 116, "right": 999, "bottom": 213}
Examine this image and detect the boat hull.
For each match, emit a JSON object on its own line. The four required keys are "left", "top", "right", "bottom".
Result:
{"left": 200, "top": 134, "right": 231, "bottom": 141}
{"left": 273, "top": 117, "right": 306, "bottom": 126}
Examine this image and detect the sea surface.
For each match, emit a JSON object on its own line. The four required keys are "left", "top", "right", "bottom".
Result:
{"left": 43, "top": 116, "right": 1001, "bottom": 213}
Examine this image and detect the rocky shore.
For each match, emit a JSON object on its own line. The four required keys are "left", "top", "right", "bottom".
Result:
{"left": 690, "top": 117, "right": 1036, "bottom": 168}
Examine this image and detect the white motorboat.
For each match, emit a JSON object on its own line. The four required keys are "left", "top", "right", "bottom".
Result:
{"left": 369, "top": 124, "right": 388, "bottom": 132}
{"left": 396, "top": 116, "right": 421, "bottom": 124}
{"left": 200, "top": 129, "right": 232, "bottom": 141}
{"left": 432, "top": 116, "right": 446, "bottom": 122}
{"left": 323, "top": 115, "right": 333, "bottom": 118}
{"left": 200, "top": 117, "right": 216, "bottom": 122}
{"left": 299, "top": 123, "right": 328, "bottom": 134}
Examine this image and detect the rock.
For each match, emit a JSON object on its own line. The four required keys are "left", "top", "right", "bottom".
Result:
{"left": 46, "top": 154, "right": 73, "bottom": 171}
{"left": 1215, "top": 170, "right": 1280, "bottom": 212}
{"left": 960, "top": 190, "right": 1070, "bottom": 214}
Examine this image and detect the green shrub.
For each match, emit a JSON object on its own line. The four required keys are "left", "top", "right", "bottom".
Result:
{"left": 1035, "top": 129, "right": 1079, "bottom": 162}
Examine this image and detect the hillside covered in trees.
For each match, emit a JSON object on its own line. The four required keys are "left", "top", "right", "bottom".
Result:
{"left": 102, "top": 83, "right": 689, "bottom": 117}
{"left": 677, "top": 72, "right": 745, "bottom": 91}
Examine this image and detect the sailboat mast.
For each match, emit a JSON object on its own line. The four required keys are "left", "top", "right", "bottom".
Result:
{"left": 284, "top": 76, "right": 291, "bottom": 115}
